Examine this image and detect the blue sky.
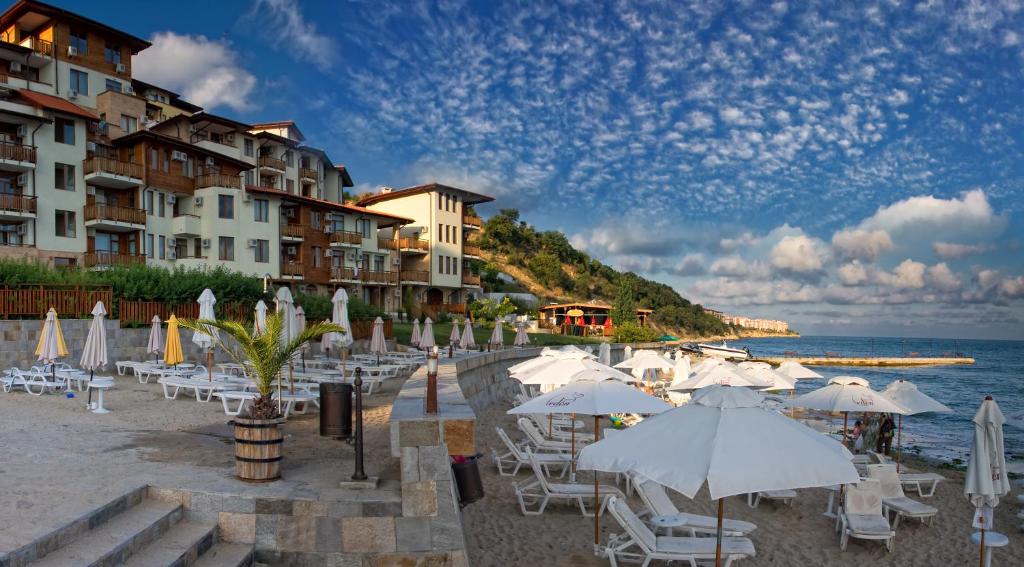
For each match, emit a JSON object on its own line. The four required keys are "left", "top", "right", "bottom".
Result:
{"left": 71, "top": 0, "right": 1024, "bottom": 339}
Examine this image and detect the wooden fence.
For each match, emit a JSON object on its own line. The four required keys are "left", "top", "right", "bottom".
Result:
{"left": 0, "top": 285, "right": 113, "bottom": 319}
{"left": 118, "top": 300, "right": 251, "bottom": 327}
{"left": 350, "top": 318, "right": 394, "bottom": 340}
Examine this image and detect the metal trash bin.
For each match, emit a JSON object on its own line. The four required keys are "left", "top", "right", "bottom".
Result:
{"left": 451, "top": 454, "right": 484, "bottom": 505}
{"left": 319, "top": 382, "right": 353, "bottom": 438}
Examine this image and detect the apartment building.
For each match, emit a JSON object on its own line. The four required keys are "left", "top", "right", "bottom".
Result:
{"left": 357, "top": 183, "right": 492, "bottom": 315}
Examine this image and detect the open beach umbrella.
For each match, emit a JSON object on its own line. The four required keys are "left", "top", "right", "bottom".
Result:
{"left": 691, "top": 356, "right": 726, "bottom": 375}
{"left": 459, "top": 318, "right": 476, "bottom": 350}
{"left": 615, "top": 349, "right": 674, "bottom": 386}
{"left": 329, "top": 288, "right": 354, "bottom": 370}
{"left": 410, "top": 318, "right": 422, "bottom": 347}
{"left": 777, "top": 360, "right": 823, "bottom": 380}
{"left": 508, "top": 346, "right": 592, "bottom": 378}
{"left": 274, "top": 287, "right": 298, "bottom": 394}
{"left": 369, "top": 316, "right": 387, "bottom": 364}
{"left": 669, "top": 363, "right": 771, "bottom": 391}
{"left": 965, "top": 396, "right": 1010, "bottom": 565}
{"left": 598, "top": 342, "right": 611, "bottom": 365}
{"left": 449, "top": 320, "right": 461, "bottom": 346}
{"left": 578, "top": 386, "right": 859, "bottom": 564}
{"left": 513, "top": 321, "right": 529, "bottom": 347}
{"left": 738, "top": 361, "right": 796, "bottom": 392}
{"left": 667, "top": 354, "right": 692, "bottom": 405}
{"left": 192, "top": 288, "right": 218, "bottom": 381}
{"left": 882, "top": 380, "right": 952, "bottom": 471}
{"left": 35, "top": 307, "right": 69, "bottom": 387}
{"left": 253, "top": 300, "right": 268, "bottom": 336}
{"left": 418, "top": 317, "right": 436, "bottom": 350}
{"left": 517, "top": 357, "right": 634, "bottom": 387}
{"left": 146, "top": 315, "right": 162, "bottom": 360}
{"left": 164, "top": 314, "right": 184, "bottom": 367}
{"left": 489, "top": 320, "right": 503, "bottom": 347}
{"left": 80, "top": 301, "right": 109, "bottom": 407}
{"left": 787, "top": 376, "right": 908, "bottom": 443}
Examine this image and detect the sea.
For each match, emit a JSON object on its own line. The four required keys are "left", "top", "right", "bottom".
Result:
{"left": 727, "top": 336, "right": 1024, "bottom": 473}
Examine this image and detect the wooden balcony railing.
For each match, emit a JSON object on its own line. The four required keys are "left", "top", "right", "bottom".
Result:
{"left": 299, "top": 167, "right": 318, "bottom": 180}
{"left": 194, "top": 173, "right": 241, "bottom": 190}
{"left": 462, "top": 273, "right": 481, "bottom": 286}
{"left": 281, "top": 224, "right": 306, "bottom": 239}
{"left": 84, "top": 203, "right": 146, "bottom": 225}
{"left": 281, "top": 263, "right": 304, "bottom": 278}
{"left": 0, "top": 140, "right": 36, "bottom": 163}
{"left": 84, "top": 251, "right": 145, "bottom": 268}
{"left": 331, "top": 267, "right": 358, "bottom": 281}
{"left": 83, "top": 156, "right": 142, "bottom": 179}
{"left": 19, "top": 37, "right": 53, "bottom": 57}
{"left": 400, "top": 270, "right": 429, "bottom": 283}
{"left": 377, "top": 238, "right": 396, "bottom": 250}
{"left": 398, "top": 237, "right": 429, "bottom": 252}
{"left": 0, "top": 194, "right": 36, "bottom": 214}
{"left": 329, "top": 231, "right": 362, "bottom": 246}
{"left": 463, "top": 244, "right": 481, "bottom": 257}
{"left": 360, "top": 270, "right": 398, "bottom": 285}
{"left": 462, "top": 215, "right": 482, "bottom": 229}
{"left": 258, "top": 155, "right": 286, "bottom": 170}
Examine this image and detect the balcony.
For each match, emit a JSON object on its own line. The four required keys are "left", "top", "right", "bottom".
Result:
{"left": 258, "top": 155, "right": 286, "bottom": 172}
{"left": 17, "top": 37, "right": 52, "bottom": 65}
{"left": 280, "top": 262, "right": 304, "bottom": 280}
{"left": 462, "top": 215, "right": 482, "bottom": 230}
{"left": 281, "top": 224, "right": 306, "bottom": 242}
{"left": 361, "top": 270, "right": 398, "bottom": 285}
{"left": 400, "top": 270, "right": 429, "bottom": 284}
{"left": 398, "top": 237, "right": 429, "bottom": 254}
{"left": 0, "top": 194, "right": 36, "bottom": 220}
{"left": 83, "top": 157, "right": 143, "bottom": 188}
{"left": 462, "top": 273, "right": 481, "bottom": 287}
{"left": 299, "top": 167, "right": 317, "bottom": 181}
{"left": 84, "top": 204, "right": 146, "bottom": 231}
{"left": 84, "top": 251, "right": 145, "bottom": 268}
{"left": 171, "top": 214, "right": 201, "bottom": 236}
{"left": 330, "top": 267, "right": 359, "bottom": 283}
{"left": 463, "top": 244, "right": 481, "bottom": 259}
{"left": 0, "top": 140, "right": 36, "bottom": 172}
{"left": 377, "top": 238, "right": 396, "bottom": 250}
{"left": 329, "top": 230, "right": 362, "bottom": 248}
{"left": 195, "top": 173, "right": 241, "bottom": 190}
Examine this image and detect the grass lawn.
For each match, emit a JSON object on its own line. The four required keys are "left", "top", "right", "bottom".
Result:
{"left": 391, "top": 321, "right": 600, "bottom": 348}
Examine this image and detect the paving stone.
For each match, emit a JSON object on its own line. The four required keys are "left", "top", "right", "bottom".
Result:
{"left": 400, "top": 447, "right": 420, "bottom": 483}
{"left": 218, "top": 511, "right": 256, "bottom": 544}
{"left": 441, "top": 420, "right": 475, "bottom": 456}
{"left": 315, "top": 517, "right": 342, "bottom": 553}
{"left": 398, "top": 421, "right": 439, "bottom": 448}
{"left": 292, "top": 500, "right": 328, "bottom": 517}
{"left": 340, "top": 516, "right": 396, "bottom": 553}
{"left": 417, "top": 447, "right": 450, "bottom": 482}
{"left": 255, "top": 498, "right": 293, "bottom": 515}
{"left": 254, "top": 514, "right": 278, "bottom": 548}
{"left": 394, "top": 517, "right": 431, "bottom": 552}
{"left": 401, "top": 481, "right": 438, "bottom": 517}
{"left": 276, "top": 515, "right": 316, "bottom": 552}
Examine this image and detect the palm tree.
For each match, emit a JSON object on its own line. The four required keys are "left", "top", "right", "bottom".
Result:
{"left": 180, "top": 312, "right": 345, "bottom": 419}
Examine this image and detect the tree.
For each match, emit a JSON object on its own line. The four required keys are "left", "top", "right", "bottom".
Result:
{"left": 611, "top": 277, "right": 638, "bottom": 326}
{"left": 527, "top": 252, "right": 571, "bottom": 289}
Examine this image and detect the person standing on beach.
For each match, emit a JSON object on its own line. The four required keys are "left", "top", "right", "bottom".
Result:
{"left": 851, "top": 420, "right": 865, "bottom": 453}
{"left": 877, "top": 413, "right": 896, "bottom": 455}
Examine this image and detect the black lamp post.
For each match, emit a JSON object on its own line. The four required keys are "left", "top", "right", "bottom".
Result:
{"left": 351, "top": 367, "right": 367, "bottom": 481}
{"left": 426, "top": 347, "right": 439, "bottom": 414}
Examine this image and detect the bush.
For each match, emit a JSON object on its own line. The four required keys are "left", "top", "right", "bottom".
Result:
{"left": 613, "top": 321, "right": 660, "bottom": 343}
{"left": 468, "top": 296, "right": 519, "bottom": 321}
{"left": 527, "top": 252, "right": 571, "bottom": 289}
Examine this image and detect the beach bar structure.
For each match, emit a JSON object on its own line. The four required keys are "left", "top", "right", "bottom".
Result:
{"left": 538, "top": 302, "right": 652, "bottom": 336}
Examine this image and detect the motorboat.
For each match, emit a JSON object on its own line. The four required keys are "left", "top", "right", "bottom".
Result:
{"left": 698, "top": 341, "right": 750, "bottom": 360}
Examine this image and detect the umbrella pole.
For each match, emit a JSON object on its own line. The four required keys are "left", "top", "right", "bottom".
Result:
{"left": 571, "top": 413, "right": 576, "bottom": 478}
{"left": 715, "top": 498, "right": 724, "bottom": 567}
{"left": 843, "top": 411, "right": 849, "bottom": 445}
{"left": 593, "top": 415, "right": 601, "bottom": 545}
{"left": 289, "top": 363, "right": 294, "bottom": 394}
{"left": 87, "top": 369, "right": 94, "bottom": 407}
{"left": 548, "top": 415, "right": 553, "bottom": 440}
{"left": 979, "top": 528, "right": 985, "bottom": 567}
{"left": 896, "top": 414, "right": 902, "bottom": 473}
{"left": 207, "top": 349, "right": 213, "bottom": 382}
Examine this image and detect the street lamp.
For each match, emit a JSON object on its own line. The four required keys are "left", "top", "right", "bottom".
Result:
{"left": 426, "top": 346, "right": 439, "bottom": 414}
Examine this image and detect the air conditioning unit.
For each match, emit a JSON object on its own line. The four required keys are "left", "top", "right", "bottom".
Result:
{"left": 394, "top": 288, "right": 402, "bottom": 298}
{"left": 392, "top": 258, "right": 401, "bottom": 266}
{"left": 16, "top": 174, "right": 27, "bottom": 186}
{"left": 123, "top": 84, "right": 134, "bottom": 95}
{"left": 86, "top": 141, "right": 97, "bottom": 152}
{"left": 283, "top": 208, "right": 295, "bottom": 219}
{"left": 286, "top": 246, "right": 297, "bottom": 255}
{"left": 16, "top": 224, "right": 27, "bottom": 235}
{"left": 205, "top": 157, "right": 214, "bottom": 166}
{"left": 168, "top": 247, "right": 177, "bottom": 260}
{"left": 193, "top": 196, "right": 203, "bottom": 207}
{"left": 171, "top": 150, "right": 188, "bottom": 161}
{"left": 9, "top": 61, "right": 21, "bottom": 72}
{"left": 167, "top": 195, "right": 176, "bottom": 204}
{"left": 241, "top": 193, "right": 251, "bottom": 203}
{"left": 201, "top": 238, "right": 211, "bottom": 248}
{"left": 224, "top": 132, "right": 235, "bottom": 144}
{"left": 324, "top": 248, "right": 332, "bottom": 258}
{"left": 15, "top": 124, "right": 27, "bottom": 138}
{"left": 247, "top": 239, "right": 257, "bottom": 248}
{"left": 346, "top": 252, "right": 355, "bottom": 261}
{"left": 67, "top": 46, "right": 78, "bottom": 57}
{"left": 115, "top": 62, "right": 126, "bottom": 73}
{"left": 67, "top": 90, "right": 78, "bottom": 100}
{"left": 324, "top": 226, "right": 333, "bottom": 234}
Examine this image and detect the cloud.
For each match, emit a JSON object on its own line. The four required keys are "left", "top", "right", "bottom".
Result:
{"left": 831, "top": 228, "right": 893, "bottom": 261}
{"left": 874, "top": 259, "right": 927, "bottom": 289}
{"left": 933, "top": 242, "right": 993, "bottom": 259}
{"left": 926, "top": 262, "right": 962, "bottom": 292}
{"left": 668, "top": 254, "right": 708, "bottom": 276}
{"left": 249, "top": 0, "right": 337, "bottom": 72}
{"left": 710, "top": 256, "right": 770, "bottom": 278}
{"left": 770, "top": 235, "right": 827, "bottom": 274}
{"left": 857, "top": 189, "right": 1007, "bottom": 244}
{"left": 132, "top": 32, "right": 257, "bottom": 111}
{"left": 837, "top": 261, "right": 869, "bottom": 286}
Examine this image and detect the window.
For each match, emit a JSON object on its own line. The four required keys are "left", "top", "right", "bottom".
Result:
{"left": 445, "top": 224, "right": 450, "bottom": 243}
{"left": 145, "top": 191, "right": 154, "bottom": 215}
{"left": 147, "top": 234, "right": 154, "bottom": 258}
{"left": 149, "top": 148, "right": 158, "bottom": 169}
{"left": 452, "top": 194, "right": 458, "bottom": 210}
{"left": 243, "top": 170, "right": 254, "bottom": 186}
{"left": 104, "top": 44, "right": 121, "bottom": 64}
{"left": 53, "top": 257, "right": 76, "bottom": 268}
{"left": 162, "top": 150, "right": 170, "bottom": 173}
{"left": 438, "top": 223, "right": 443, "bottom": 243}
{"left": 69, "top": 30, "right": 87, "bottom": 54}
{"left": 69, "top": 69, "right": 88, "bottom": 95}
{"left": 119, "top": 114, "right": 137, "bottom": 134}
{"left": 453, "top": 260, "right": 458, "bottom": 275}
{"left": 55, "top": 210, "right": 75, "bottom": 237}
{"left": 158, "top": 193, "right": 165, "bottom": 217}
{"left": 218, "top": 195, "right": 234, "bottom": 219}
{"left": 255, "top": 239, "right": 269, "bottom": 263}
{"left": 286, "top": 179, "right": 294, "bottom": 194}
{"left": 254, "top": 199, "right": 269, "bottom": 222}
{"left": 193, "top": 238, "right": 202, "bottom": 258}
{"left": 437, "top": 255, "right": 443, "bottom": 273}
{"left": 285, "top": 150, "right": 293, "bottom": 167}
{"left": 452, "top": 228, "right": 457, "bottom": 245}
{"left": 158, "top": 235, "right": 166, "bottom": 259}
{"left": 446, "top": 256, "right": 451, "bottom": 274}
{"left": 54, "top": 163, "right": 75, "bottom": 191}
{"left": 218, "top": 237, "right": 234, "bottom": 261}
{"left": 312, "top": 246, "right": 321, "bottom": 268}
{"left": 55, "top": 118, "right": 75, "bottom": 145}
{"left": 438, "top": 193, "right": 443, "bottom": 210}
{"left": 183, "top": 158, "right": 194, "bottom": 178}
{"left": 105, "top": 78, "right": 122, "bottom": 93}
{"left": 374, "top": 255, "right": 384, "bottom": 272}
{"left": 445, "top": 193, "right": 450, "bottom": 211}
{"left": 243, "top": 139, "right": 254, "bottom": 157}
{"left": 310, "top": 211, "right": 321, "bottom": 230}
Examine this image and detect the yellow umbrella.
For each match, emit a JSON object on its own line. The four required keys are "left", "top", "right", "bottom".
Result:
{"left": 34, "top": 307, "right": 69, "bottom": 360}
{"left": 164, "top": 314, "right": 184, "bottom": 366}
{"left": 566, "top": 308, "right": 584, "bottom": 317}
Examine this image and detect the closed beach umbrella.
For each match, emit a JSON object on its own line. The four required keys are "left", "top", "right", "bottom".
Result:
{"left": 419, "top": 317, "right": 436, "bottom": 350}
{"left": 668, "top": 354, "right": 692, "bottom": 405}
{"left": 623, "top": 345, "right": 632, "bottom": 360}
{"left": 449, "top": 320, "right": 461, "bottom": 346}
{"left": 164, "top": 314, "right": 184, "bottom": 367}
{"left": 489, "top": 320, "right": 503, "bottom": 347}
{"left": 193, "top": 288, "right": 218, "bottom": 381}
{"left": 411, "top": 318, "right": 421, "bottom": 347}
{"left": 147, "top": 315, "right": 163, "bottom": 359}
{"left": 329, "top": 288, "right": 354, "bottom": 370}
{"left": 513, "top": 321, "right": 529, "bottom": 346}
{"left": 294, "top": 305, "right": 307, "bottom": 371}
{"left": 882, "top": 380, "right": 952, "bottom": 471}
{"left": 80, "top": 301, "right": 109, "bottom": 406}
{"left": 369, "top": 316, "right": 387, "bottom": 363}
{"left": 579, "top": 386, "right": 859, "bottom": 564}
{"left": 598, "top": 342, "right": 611, "bottom": 365}
{"left": 319, "top": 319, "right": 332, "bottom": 354}
{"left": 965, "top": 396, "right": 1010, "bottom": 565}
{"left": 275, "top": 287, "right": 298, "bottom": 394}
{"left": 35, "top": 307, "right": 69, "bottom": 365}
{"left": 787, "top": 376, "right": 908, "bottom": 443}
{"left": 459, "top": 318, "right": 476, "bottom": 350}
{"left": 253, "top": 300, "right": 268, "bottom": 335}
{"left": 777, "top": 360, "right": 823, "bottom": 380}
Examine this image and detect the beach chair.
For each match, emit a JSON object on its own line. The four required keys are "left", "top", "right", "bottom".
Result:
{"left": 747, "top": 489, "right": 797, "bottom": 508}
{"left": 513, "top": 449, "right": 623, "bottom": 517}
{"left": 2, "top": 368, "right": 31, "bottom": 393}
{"left": 633, "top": 478, "right": 756, "bottom": 537}
{"left": 517, "top": 418, "right": 577, "bottom": 453}
{"left": 838, "top": 479, "right": 895, "bottom": 552}
{"left": 866, "top": 464, "right": 938, "bottom": 529}
{"left": 529, "top": 413, "right": 594, "bottom": 443}
{"left": 213, "top": 391, "right": 257, "bottom": 416}
{"left": 491, "top": 427, "right": 571, "bottom": 477}
{"left": 866, "top": 451, "right": 946, "bottom": 497}
{"left": 6, "top": 368, "right": 64, "bottom": 395}
{"left": 603, "top": 496, "right": 756, "bottom": 567}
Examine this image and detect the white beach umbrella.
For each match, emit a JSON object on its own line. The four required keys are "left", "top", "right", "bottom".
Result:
{"left": 329, "top": 289, "right": 354, "bottom": 370}
{"left": 459, "top": 318, "right": 476, "bottom": 350}
{"left": 449, "top": 320, "right": 461, "bottom": 346}
{"left": 508, "top": 376, "right": 671, "bottom": 417}
{"left": 738, "top": 361, "right": 796, "bottom": 391}
{"left": 517, "top": 357, "right": 634, "bottom": 387}
{"left": 274, "top": 287, "right": 299, "bottom": 395}
{"left": 418, "top": 317, "right": 436, "bottom": 350}
{"left": 513, "top": 321, "right": 529, "bottom": 346}
{"left": 558, "top": 344, "right": 596, "bottom": 359}
{"left": 489, "top": 320, "right": 503, "bottom": 347}
{"left": 193, "top": 288, "right": 218, "bottom": 381}
{"left": 668, "top": 363, "right": 770, "bottom": 391}
{"left": 410, "top": 318, "right": 421, "bottom": 347}
{"left": 80, "top": 301, "right": 109, "bottom": 407}
{"left": 882, "top": 380, "right": 952, "bottom": 471}
{"left": 508, "top": 346, "right": 591, "bottom": 377}
{"left": 691, "top": 356, "right": 726, "bottom": 375}
{"left": 253, "top": 300, "right": 268, "bottom": 336}
{"left": 294, "top": 305, "right": 307, "bottom": 370}
{"left": 369, "top": 316, "right": 388, "bottom": 362}
{"left": 598, "top": 342, "right": 611, "bottom": 365}
{"left": 615, "top": 349, "right": 674, "bottom": 384}
{"left": 319, "top": 319, "right": 332, "bottom": 354}
{"left": 671, "top": 354, "right": 691, "bottom": 386}
{"left": 578, "top": 385, "right": 859, "bottom": 561}
{"left": 146, "top": 315, "right": 163, "bottom": 359}
{"left": 787, "top": 376, "right": 908, "bottom": 443}
{"left": 965, "top": 396, "right": 1010, "bottom": 562}
{"left": 777, "top": 360, "right": 824, "bottom": 380}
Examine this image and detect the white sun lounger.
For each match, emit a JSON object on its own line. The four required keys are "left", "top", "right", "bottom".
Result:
{"left": 4, "top": 368, "right": 65, "bottom": 395}
{"left": 529, "top": 413, "right": 593, "bottom": 443}
{"left": 747, "top": 489, "right": 797, "bottom": 508}
{"left": 513, "top": 449, "right": 623, "bottom": 517}
{"left": 158, "top": 377, "right": 244, "bottom": 402}
{"left": 214, "top": 390, "right": 318, "bottom": 418}
{"left": 633, "top": 478, "right": 757, "bottom": 537}
{"left": 867, "top": 464, "right": 938, "bottom": 529}
{"left": 491, "top": 427, "right": 571, "bottom": 477}
{"left": 517, "top": 418, "right": 577, "bottom": 454}
{"left": 603, "top": 496, "right": 756, "bottom": 567}
{"left": 866, "top": 451, "right": 946, "bottom": 497}
{"left": 839, "top": 479, "right": 895, "bottom": 552}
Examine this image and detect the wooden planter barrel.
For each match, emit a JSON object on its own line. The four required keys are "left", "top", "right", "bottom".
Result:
{"left": 233, "top": 418, "right": 284, "bottom": 482}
